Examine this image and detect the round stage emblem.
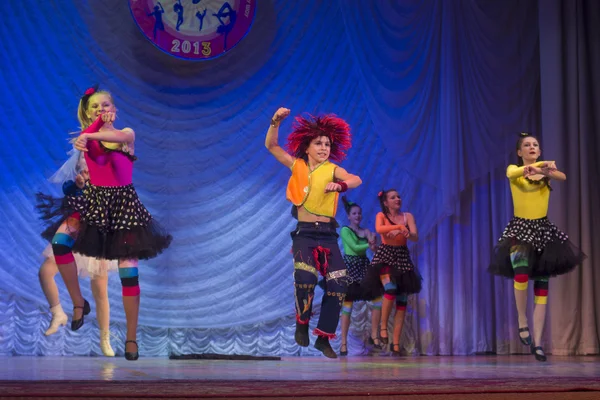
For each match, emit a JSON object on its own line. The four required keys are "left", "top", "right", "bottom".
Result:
{"left": 129, "top": 0, "right": 256, "bottom": 60}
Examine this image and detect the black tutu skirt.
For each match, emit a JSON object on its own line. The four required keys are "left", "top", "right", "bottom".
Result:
{"left": 37, "top": 183, "right": 172, "bottom": 261}
{"left": 36, "top": 193, "right": 78, "bottom": 243}
{"left": 363, "top": 244, "right": 422, "bottom": 295}
{"left": 317, "top": 254, "right": 381, "bottom": 301}
{"left": 346, "top": 254, "right": 368, "bottom": 282}
{"left": 344, "top": 255, "right": 380, "bottom": 301}
{"left": 488, "top": 216, "right": 585, "bottom": 278}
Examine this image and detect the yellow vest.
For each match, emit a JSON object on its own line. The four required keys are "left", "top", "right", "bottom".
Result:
{"left": 507, "top": 165, "right": 550, "bottom": 219}
{"left": 286, "top": 159, "right": 338, "bottom": 218}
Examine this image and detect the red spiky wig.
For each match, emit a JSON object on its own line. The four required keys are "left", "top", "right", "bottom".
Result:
{"left": 285, "top": 114, "right": 352, "bottom": 163}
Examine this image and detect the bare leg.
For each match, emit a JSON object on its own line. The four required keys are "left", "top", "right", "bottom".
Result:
{"left": 91, "top": 274, "right": 110, "bottom": 331}
{"left": 514, "top": 287, "right": 528, "bottom": 337}
{"left": 371, "top": 299, "right": 382, "bottom": 339}
{"left": 390, "top": 293, "right": 408, "bottom": 353}
{"left": 531, "top": 278, "right": 549, "bottom": 361}
{"left": 510, "top": 245, "right": 531, "bottom": 342}
{"left": 91, "top": 271, "right": 114, "bottom": 357}
{"left": 340, "top": 301, "right": 352, "bottom": 354}
{"left": 39, "top": 258, "right": 68, "bottom": 335}
{"left": 532, "top": 302, "right": 547, "bottom": 346}
{"left": 369, "top": 297, "right": 383, "bottom": 348}
{"left": 119, "top": 258, "right": 140, "bottom": 357}
{"left": 379, "top": 274, "right": 394, "bottom": 343}
{"left": 392, "top": 309, "right": 406, "bottom": 351}
{"left": 60, "top": 261, "right": 85, "bottom": 319}
{"left": 53, "top": 217, "right": 85, "bottom": 320}
{"left": 39, "top": 258, "right": 60, "bottom": 308}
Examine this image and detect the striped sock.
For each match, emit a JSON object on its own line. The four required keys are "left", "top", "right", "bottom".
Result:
{"left": 51, "top": 233, "right": 75, "bottom": 265}
{"left": 341, "top": 301, "right": 352, "bottom": 316}
{"left": 395, "top": 293, "right": 408, "bottom": 311}
{"left": 383, "top": 282, "right": 397, "bottom": 300}
{"left": 371, "top": 297, "right": 382, "bottom": 310}
{"left": 534, "top": 278, "right": 549, "bottom": 304}
{"left": 510, "top": 245, "right": 529, "bottom": 290}
{"left": 119, "top": 267, "right": 140, "bottom": 296}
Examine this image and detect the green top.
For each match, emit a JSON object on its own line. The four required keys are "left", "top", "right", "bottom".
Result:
{"left": 340, "top": 226, "right": 369, "bottom": 256}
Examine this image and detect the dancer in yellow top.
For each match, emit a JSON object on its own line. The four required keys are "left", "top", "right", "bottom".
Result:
{"left": 488, "top": 133, "right": 585, "bottom": 362}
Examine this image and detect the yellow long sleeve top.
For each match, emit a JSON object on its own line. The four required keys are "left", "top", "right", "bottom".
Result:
{"left": 506, "top": 162, "right": 550, "bottom": 219}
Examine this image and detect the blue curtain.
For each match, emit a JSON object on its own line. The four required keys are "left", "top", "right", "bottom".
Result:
{"left": 0, "top": 0, "right": 596, "bottom": 357}
{"left": 536, "top": 0, "right": 600, "bottom": 355}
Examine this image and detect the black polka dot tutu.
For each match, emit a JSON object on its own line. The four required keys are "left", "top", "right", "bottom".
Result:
{"left": 343, "top": 255, "right": 380, "bottom": 301}
{"left": 66, "top": 183, "right": 172, "bottom": 260}
{"left": 345, "top": 254, "right": 369, "bottom": 283}
{"left": 488, "top": 216, "right": 585, "bottom": 278}
{"left": 363, "top": 244, "right": 422, "bottom": 295}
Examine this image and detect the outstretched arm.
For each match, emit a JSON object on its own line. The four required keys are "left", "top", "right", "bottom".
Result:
{"left": 375, "top": 212, "right": 408, "bottom": 234}
{"left": 265, "top": 107, "right": 294, "bottom": 168}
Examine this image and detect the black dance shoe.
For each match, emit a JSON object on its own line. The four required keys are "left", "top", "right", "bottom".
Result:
{"left": 339, "top": 343, "right": 348, "bottom": 356}
{"left": 379, "top": 327, "right": 389, "bottom": 345}
{"left": 531, "top": 345, "right": 547, "bottom": 362}
{"left": 518, "top": 327, "right": 532, "bottom": 346}
{"left": 71, "top": 299, "right": 91, "bottom": 331}
{"left": 125, "top": 340, "right": 139, "bottom": 361}
{"left": 368, "top": 336, "right": 384, "bottom": 351}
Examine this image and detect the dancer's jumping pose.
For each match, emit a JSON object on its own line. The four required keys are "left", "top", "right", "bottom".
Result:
{"left": 265, "top": 107, "right": 362, "bottom": 358}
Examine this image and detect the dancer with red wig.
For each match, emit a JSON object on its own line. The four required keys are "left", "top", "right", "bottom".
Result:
{"left": 265, "top": 107, "right": 362, "bottom": 358}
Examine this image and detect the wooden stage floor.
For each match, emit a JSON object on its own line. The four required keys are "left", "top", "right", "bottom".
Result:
{"left": 1, "top": 355, "right": 600, "bottom": 399}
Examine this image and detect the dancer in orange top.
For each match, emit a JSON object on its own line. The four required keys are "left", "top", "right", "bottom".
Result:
{"left": 364, "top": 189, "right": 421, "bottom": 355}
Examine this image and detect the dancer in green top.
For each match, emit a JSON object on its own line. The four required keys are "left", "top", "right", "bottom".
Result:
{"left": 338, "top": 196, "right": 382, "bottom": 356}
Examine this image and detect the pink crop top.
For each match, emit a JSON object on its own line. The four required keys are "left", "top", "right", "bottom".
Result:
{"left": 82, "top": 118, "right": 135, "bottom": 187}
